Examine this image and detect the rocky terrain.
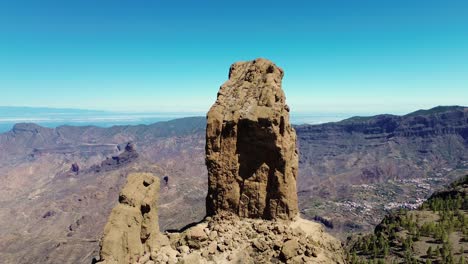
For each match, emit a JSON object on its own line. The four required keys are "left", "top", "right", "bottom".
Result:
{"left": 97, "top": 58, "right": 346, "bottom": 264}
{"left": 139, "top": 213, "right": 344, "bottom": 264}
{"left": 0, "top": 118, "right": 207, "bottom": 264}
{"left": 0, "top": 106, "right": 466, "bottom": 263}
{"left": 0, "top": 76, "right": 466, "bottom": 262}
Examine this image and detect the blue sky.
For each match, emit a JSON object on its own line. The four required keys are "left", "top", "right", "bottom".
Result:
{"left": 1, "top": 0, "right": 467, "bottom": 115}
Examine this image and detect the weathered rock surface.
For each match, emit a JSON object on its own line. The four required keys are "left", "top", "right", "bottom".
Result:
{"left": 148, "top": 213, "right": 346, "bottom": 264}
{"left": 98, "top": 172, "right": 160, "bottom": 264}
{"left": 206, "top": 58, "right": 298, "bottom": 220}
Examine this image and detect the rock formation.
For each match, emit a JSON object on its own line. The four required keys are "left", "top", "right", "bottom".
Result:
{"left": 98, "top": 172, "right": 160, "bottom": 264}
{"left": 96, "top": 59, "right": 346, "bottom": 264}
{"left": 92, "top": 142, "right": 139, "bottom": 172}
{"left": 206, "top": 58, "right": 299, "bottom": 220}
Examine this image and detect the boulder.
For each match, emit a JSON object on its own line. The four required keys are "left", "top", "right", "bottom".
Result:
{"left": 280, "top": 238, "right": 299, "bottom": 261}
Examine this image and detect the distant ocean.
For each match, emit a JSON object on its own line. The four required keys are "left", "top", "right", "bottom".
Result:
{"left": 289, "top": 112, "right": 353, "bottom": 125}
{"left": 0, "top": 107, "right": 356, "bottom": 133}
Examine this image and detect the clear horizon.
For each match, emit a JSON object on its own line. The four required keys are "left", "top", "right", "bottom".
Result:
{"left": 1, "top": 1, "right": 467, "bottom": 113}
{"left": 0, "top": 105, "right": 369, "bottom": 133}
{"left": 3, "top": 104, "right": 463, "bottom": 116}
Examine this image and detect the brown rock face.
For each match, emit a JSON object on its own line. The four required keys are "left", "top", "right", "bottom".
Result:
{"left": 99, "top": 172, "right": 160, "bottom": 264}
{"left": 205, "top": 58, "right": 299, "bottom": 220}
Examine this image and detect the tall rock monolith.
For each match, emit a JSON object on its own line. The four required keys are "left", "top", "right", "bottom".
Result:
{"left": 205, "top": 58, "right": 299, "bottom": 220}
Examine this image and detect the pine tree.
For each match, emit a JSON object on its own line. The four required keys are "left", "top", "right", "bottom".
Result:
{"left": 427, "top": 246, "right": 433, "bottom": 259}
{"left": 458, "top": 256, "right": 465, "bottom": 264}
{"left": 383, "top": 244, "right": 389, "bottom": 257}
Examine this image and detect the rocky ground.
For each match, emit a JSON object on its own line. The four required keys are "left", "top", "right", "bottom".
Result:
{"left": 130, "top": 213, "right": 345, "bottom": 264}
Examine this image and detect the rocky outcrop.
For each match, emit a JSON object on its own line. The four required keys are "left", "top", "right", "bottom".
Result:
{"left": 98, "top": 173, "right": 160, "bottom": 264}
{"left": 148, "top": 213, "right": 346, "bottom": 264}
{"left": 92, "top": 142, "right": 139, "bottom": 172}
{"left": 206, "top": 58, "right": 298, "bottom": 220}
{"left": 97, "top": 59, "right": 347, "bottom": 264}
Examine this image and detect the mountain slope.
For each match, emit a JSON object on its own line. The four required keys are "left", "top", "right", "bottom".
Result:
{"left": 0, "top": 117, "right": 207, "bottom": 264}
{"left": 296, "top": 106, "right": 468, "bottom": 236}
{"left": 346, "top": 175, "right": 468, "bottom": 263}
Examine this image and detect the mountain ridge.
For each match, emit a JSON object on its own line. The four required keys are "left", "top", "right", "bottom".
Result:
{"left": 3, "top": 105, "right": 466, "bottom": 135}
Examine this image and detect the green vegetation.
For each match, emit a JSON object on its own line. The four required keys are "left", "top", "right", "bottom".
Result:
{"left": 346, "top": 175, "right": 468, "bottom": 264}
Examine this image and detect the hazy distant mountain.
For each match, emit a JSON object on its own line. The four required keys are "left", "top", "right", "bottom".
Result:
{"left": 0, "top": 106, "right": 365, "bottom": 133}
{"left": 0, "top": 106, "right": 202, "bottom": 133}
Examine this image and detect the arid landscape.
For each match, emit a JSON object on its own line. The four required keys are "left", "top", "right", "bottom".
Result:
{"left": 0, "top": 103, "right": 466, "bottom": 263}
{"left": 0, "top": 118, "right": 207, "bottom": 263}
{"left": 1, "top": 1, "right": 467, "bottom": 263}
